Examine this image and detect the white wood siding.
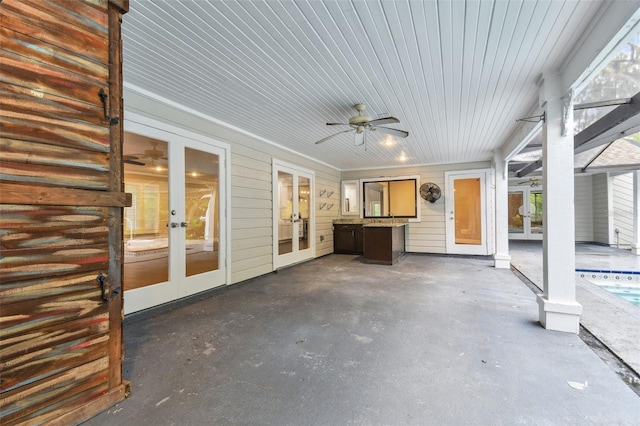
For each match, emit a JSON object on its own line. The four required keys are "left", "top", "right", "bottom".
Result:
{"left": 592, "top": 173, "right": 611, "bottom": 245}
{"left": 341, "top": 162, "right": 490, "bottom": 254}
{"left": 574, "top": 175, "right": 593, "bottom": 242}
{"left": 125, "top": 88, "right": 340, "bottom": 285}
{"left": 612, "top": 172, "right": 634, "bottom": 248}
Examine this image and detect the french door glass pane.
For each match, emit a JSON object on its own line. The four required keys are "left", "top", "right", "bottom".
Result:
{"left": 454, "top": 178, "right": 482, "bottom": 245}
{"left": 278, "top": 171, "right": 293, "bottom": 255}
{"left": 298, "top": 176, "right": 310, "bottom": 250}
{"left": 185, "top": 148, "right": 219, "bottom": 277}
{"left": 530, "top": 191, "right": 543, "bottom": 235}
{"left": 123, "top": 133, "right": 169, "bottom": 290}
{"left": 508, "top": 192, "right": 524, "bottom": 234}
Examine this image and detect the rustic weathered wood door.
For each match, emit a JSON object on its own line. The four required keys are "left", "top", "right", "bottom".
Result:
{"left": 0, "top": 1, "right": 130, "bottom": 424}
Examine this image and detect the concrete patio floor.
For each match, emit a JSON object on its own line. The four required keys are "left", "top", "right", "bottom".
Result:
{"left": 510, "top": 241, "right": 640, "bottom": 376}
{"left": 86, "top": 253, "right": 639, "bottom": 425}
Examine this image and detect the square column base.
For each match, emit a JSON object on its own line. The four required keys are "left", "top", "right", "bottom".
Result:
{"left": 536, "top": 295, "right": 582, "bottom": 333}
{"left": 493, "top": 253, "right": 511, "bottom": 269}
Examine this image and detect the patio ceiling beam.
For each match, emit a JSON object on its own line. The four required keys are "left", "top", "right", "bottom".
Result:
{"left": 573, "top": 98, "right": 632, "bottom": 111}
{"left": 516, "top": 91, "right": 640, "bottom": 177}
{"left": 574, "top": 91, "right": 640, "bottom": 151}
{"left": 516, "top": 159, "right": 543, "bottom": 178}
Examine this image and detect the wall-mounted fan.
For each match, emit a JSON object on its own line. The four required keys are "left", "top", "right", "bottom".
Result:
{"left": 124, "top": 141, "right": 168, "bottom": 166}
{"left": 314, "top": 103, "right": 409, "bottom": 149}
{"left": 420, "top": 182, "right": 441, "bottom": 203}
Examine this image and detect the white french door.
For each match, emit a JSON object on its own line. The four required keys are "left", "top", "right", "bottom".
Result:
{"left": 123, "top": 116, "right": 228, "bottom": 314}
{"left": 508, "top": 187, "right": 543, "bottom": 240}
{"left": 273, "top": 160, "right": 315, "bottom": 269}
{"left": 445, "top": 170, "right": 490, "bottom": 255}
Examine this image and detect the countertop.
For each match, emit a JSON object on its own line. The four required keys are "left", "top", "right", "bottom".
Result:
{"left": 362, "top": 223, "right": 408, "bottom": 228}
{"left": 333, "top": 219, "right": 409, "bottom": 227}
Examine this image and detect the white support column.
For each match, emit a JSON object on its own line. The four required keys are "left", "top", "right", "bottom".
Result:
{"left": 493, "top": 152, "right": 511, "bottom": 268}
{"left": 537, "top": 73, "right": 582, "bottom": 333}
{"left": 632, "top": 171, "right": 640, "bottom": 256}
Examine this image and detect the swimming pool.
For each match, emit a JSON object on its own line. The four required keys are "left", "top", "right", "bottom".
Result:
{"left": 576, "top": 269, "right": 640, "bottom": 307}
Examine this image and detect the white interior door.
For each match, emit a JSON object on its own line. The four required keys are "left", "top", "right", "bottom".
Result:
{"left": 123, "top": 118, "right": 227, "bottom": 314}
{"left": 273, "top": 160, "right": 315, "bottom": 269}
{"left": 445, "top": 170, "right": 490, "bottom": 255}
{"left": 508, "top": 187, "right": 543, "bottom": 240}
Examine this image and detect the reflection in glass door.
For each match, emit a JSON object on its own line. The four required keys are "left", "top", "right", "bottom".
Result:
{"left": 508, "top": 187, "right": 543, "bottom": 240}
{"left": 445, "top": 170, "right": 489, "bottom": 255}
{"left": 273, "top": 160, "right": 314, "bottom": 269}
{"left": 184, "top": 147, "right": 219, "bottom": 278}
{"left": 298, "top": 175, "right": 310, "bottom": 251}
{"left": 123, "top": 125, "right": 227, "bottom": 314}
{"left": 123, "top": 133, "right": 169, "bottom": 293}
{"left": 278, "top": 171, "right": 294, "bottom": 256}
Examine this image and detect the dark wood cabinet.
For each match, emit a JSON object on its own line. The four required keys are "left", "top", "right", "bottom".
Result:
{"left": 333, "top": 224, "right": 363, "bottom": 254}
{"left": 363, "top": 225, "right": 406, "bottom": 265}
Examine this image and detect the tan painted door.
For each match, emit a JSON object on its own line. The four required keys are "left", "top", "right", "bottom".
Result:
{"left": 0, "top": 1, "right": 129, "bottom": 424}
{"left": 445, "top": 170, "right": 490, "bottom": 255}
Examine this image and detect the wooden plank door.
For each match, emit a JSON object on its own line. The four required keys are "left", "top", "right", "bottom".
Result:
{"left": 0, "top": 1, "right": 129, "bottom": 424}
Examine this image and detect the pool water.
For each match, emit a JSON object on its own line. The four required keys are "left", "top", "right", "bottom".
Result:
{"left": 576, "top": 269, "right": 640, "bottom": 307}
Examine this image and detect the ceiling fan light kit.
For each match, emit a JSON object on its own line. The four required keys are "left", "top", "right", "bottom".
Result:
{"left": 315, "top": 103, "right": 409, "bottom": 150}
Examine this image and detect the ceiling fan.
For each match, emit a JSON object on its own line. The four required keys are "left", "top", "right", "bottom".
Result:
{"left": 124, "top": 141, "right": 168, "bottom": 166}
{"left": 315, "top": 103, "right": 409, "bottom": 149}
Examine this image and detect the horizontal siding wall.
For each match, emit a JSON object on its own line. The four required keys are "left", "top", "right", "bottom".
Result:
{"left": 124, "top": 88, "right": 340, "bottom": 285}
{"left": 341, "top": 162, "right": 490, "bottom": 254}
{"left": 574, "top": 175, "right": 593, "bottom": 242}
{"left": 316, "top": 177, "right": 341, "bottom": 257}
{"left": 612, "top": 172, "right": 634, "bottom": 248}
{"left": 592, "top": 173, "right": 611, "bottom": 245}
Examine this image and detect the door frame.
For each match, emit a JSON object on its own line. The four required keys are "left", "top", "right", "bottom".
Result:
{"left": 508, "top": 186, "right": 544, "bottom": 240}
{"left": 123, "top": 112, "right": 231, "bottom": 314}
{"left": 272, "top": 159, "right": 315, "bottom": 269}
{"left": 445, "top": 169, "right": 491, "bottom": 255}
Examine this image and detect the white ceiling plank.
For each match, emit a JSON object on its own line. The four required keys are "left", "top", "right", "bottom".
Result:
{"left": 119, "top": 0, "right": 637, "bottom": 170}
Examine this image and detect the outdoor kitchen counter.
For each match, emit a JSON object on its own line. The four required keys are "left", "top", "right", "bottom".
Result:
{"left": 362, "top": 223, "right": 406, "bottom": 265}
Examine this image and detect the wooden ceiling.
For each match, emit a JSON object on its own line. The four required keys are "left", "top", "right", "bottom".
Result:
{"left": 122, "top": 0, "right": 627, "bottom": 170}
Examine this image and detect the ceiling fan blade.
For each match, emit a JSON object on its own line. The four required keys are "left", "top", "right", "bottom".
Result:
{"left": 326, "top": 122, "right": 350, "bottom": 126}
{"left": 368, "top": 116, "right": 400, "bottom": 126}
{"left": 124, "top": 159, "right": 146, "bottom": 166}
{"left": 354, "top": 130, "right": 364, "bottom": 146}
{"left": 315, "top": 129, "right": 352, "bottom": 144}
{"left": 375, "top": 127, "right": 409, "bottom": 138}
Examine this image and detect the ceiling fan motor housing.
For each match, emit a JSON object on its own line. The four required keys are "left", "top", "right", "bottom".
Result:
{"left": 349, "top": 115, "right": 372, "bottom": 126}
{"left": 314, "top": 102, "right": 408, "bottom": 145}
